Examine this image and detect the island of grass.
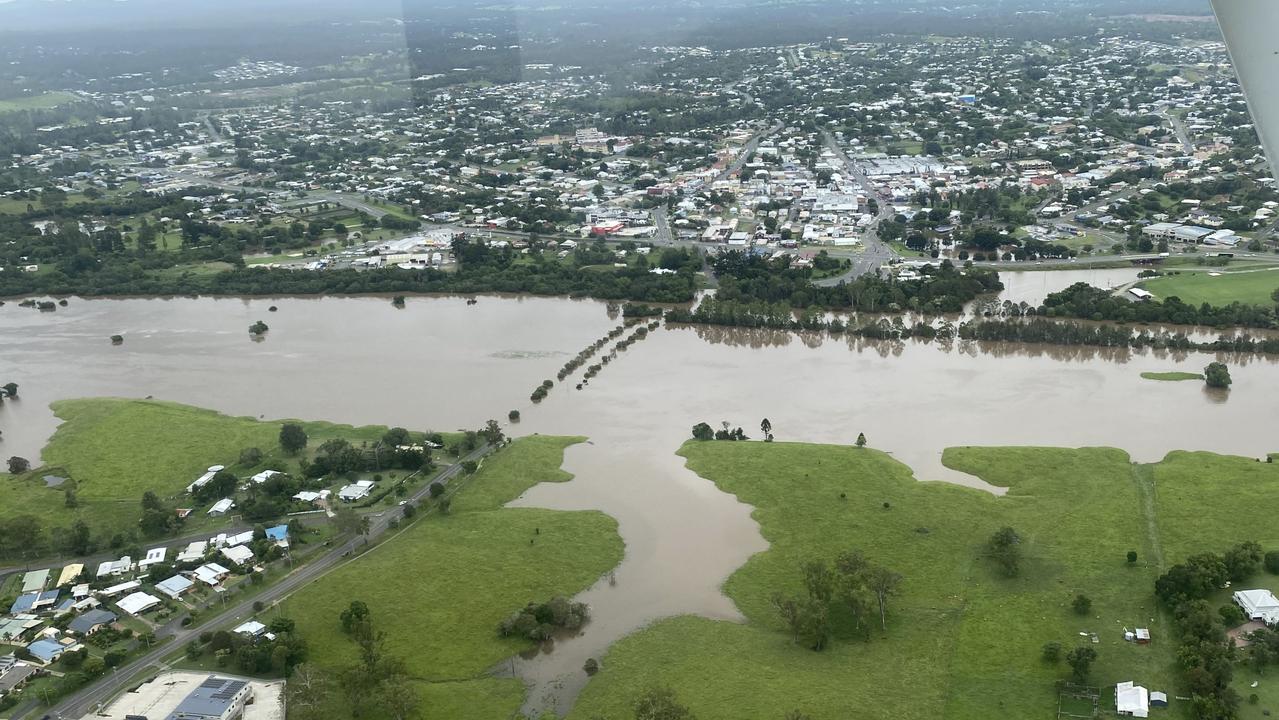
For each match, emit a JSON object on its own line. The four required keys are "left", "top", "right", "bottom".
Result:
{"left": 0, "top": 398, "right": 468, "bottom": 551}
{"left": 1140, "top": 371, "right": 1204, "bottom": 382}
{"left": 567, "top": 442, "right": 1279, "bottom": 720}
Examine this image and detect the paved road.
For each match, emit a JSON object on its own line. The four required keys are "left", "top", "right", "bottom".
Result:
{"left": 1159, "top": 107, "right": 1195, "bottom": 155}
{"left": 813, "top": 129, "right": 901, "bottom": 286}
{"left": 26, "top": 445, "right": 493, "bottom": 720}
{"left": 715, "top": 121, "right": 784, "bottom": 182}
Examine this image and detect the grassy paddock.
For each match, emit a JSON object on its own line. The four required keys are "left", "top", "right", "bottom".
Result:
{"left": 569, "top": 441, "right": 1279, "bottom": 720}
{"left": 281, "top": 435, "right": 623, "bottom": 718}
{"left": 1139, "top": 268, "right": 1279, "bottom": 306}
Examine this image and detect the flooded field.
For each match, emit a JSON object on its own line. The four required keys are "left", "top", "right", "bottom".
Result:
{"left": 1, "top": 293, "right": 1276, "bottom": 715}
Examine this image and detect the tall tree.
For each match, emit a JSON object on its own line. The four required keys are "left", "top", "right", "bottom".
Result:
{"left": 866, "top": 565, "right": 903, "bottom": 630}
{"left": 279, "top": 423, "right": 308, "bottom": 454}
{"left": 634, "top": 685, "right": 696, "bottom": 720}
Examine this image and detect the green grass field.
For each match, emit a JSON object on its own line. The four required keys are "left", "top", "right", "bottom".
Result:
{"left": 570, "top": 442, "right": 1279, "bottom": 720}
{"left": 281, "top": 435, "right": 623, "bottom": 718}
{"left": 0, "top": 91, "right": 79, "bottom": 113}
{"left": 1139, "top": 268, "right": 1279, "bottom": 306}
{"left": 1140, "top": 371, "right": 1203, "bottom": 382}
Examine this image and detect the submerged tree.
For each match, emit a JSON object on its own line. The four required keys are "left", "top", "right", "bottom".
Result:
{"left": 1204, "top": 362, "right": 1232, "bottom": 389}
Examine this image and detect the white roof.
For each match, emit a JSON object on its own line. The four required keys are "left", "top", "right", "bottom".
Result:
{"left": 207, "top": 498, "right": 235, "bottom": 515}
{"left": 221, "top": 545, "right": 254, "bottom": 565}
{"left": 138, "top": 547, "right": 167, "bottom": 567}
{"left": 71, "top": 583, "right": 90, "bottom": 598}
{"left": 116, "top": 592, "right": 161, "bottom": 616}
{"left": 176, "top": 541, "right": 208, "bottom": 563}
{"left": 1117, "top": 681, "right": 1150, "bottom": 718}
{"left": 101, "top": 580, "right": 141, "bottom": 597}
{"left": 193, "top": 563, "right": 230, "bottom": 586}
{"left": 250, "top": 470, "right": 282, "bottom": 484}
{"left": 224, "top": 531, "right": 254, "bottom": 547}
{"left": 1235, "top": 588, "right": 1279, "bottom": 624}
{"left": 234, "top": 620, "right": 266, "bottom": 636}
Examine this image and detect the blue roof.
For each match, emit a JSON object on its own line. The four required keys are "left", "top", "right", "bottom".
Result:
{"left": 265, "top": 525, "right": 288, "bottom": 541}
{"left": 35, "top": 590, "right": 59, "bottom": 605}
{"left": 9, "top": 593, "right": 36, "bottom": 614}
{"left": 27, "top": 639, "right": 65, "bottom": 662}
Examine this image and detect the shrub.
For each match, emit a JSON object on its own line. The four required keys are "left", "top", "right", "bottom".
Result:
{"left": 1265, "top": 550, "right": 1279, "bottom": 575}
{"left": 1042, "top": 641, "right": 1062, "bottom": 663}
{"left": 1072, "top": 594, "right": 1092, "bottom": 616}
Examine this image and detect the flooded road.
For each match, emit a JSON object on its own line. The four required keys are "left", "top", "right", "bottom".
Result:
{"left": 2, "top": 294, "right": 1277, "bottom": 716}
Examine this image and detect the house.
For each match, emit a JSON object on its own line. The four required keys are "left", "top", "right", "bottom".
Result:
{"left": 96, "top": 556, "right": 133, "bottom": 578}
{"left": 156, "top": 574, "right": 195, "bottom": 600}
{"left": 71, "top": 583, "right": 90, "bottom": 599}
{"left": 207, "top": 498, "right": 235, "bottom": 516}
{"left": 8, "top": 593, "right": 37, "bottom": 614}
{"left": 101, "top": 580, "right": 141, "bottom": 597}
{"left": 20, "top": 569, "right": 49, "bottom": 593}
{"left": 233, "top": 620, "right": 267, "bottom": 638}
{"left": 56, "top": 564, "right": 83, "bottom": 587}
{"left": 1234, "top": 589, "right": 1279, "bottom": 624}
{"left": 31, "top": 590, "right": 60, "bottom": 611}
{"left": 0, "top": 616, "right": 41, "bottom": 643}
{"left": 139, "top": 547, "right": 167, "bottom": 569}
{"left": 1129, "top": 288, "right": 1153, "bottom": 301}
{"left": 250, "top": 469, "right": 282, "bottom": 484}
{"left": 187, "top": 465, "right": 225, "bottom": 493}
{"left": 116, "top": 591, "right": 162, "bottom": 616}
{"left": 338, "top": 479, "right": 376, "bottom": 502}
{"left": 193, "top": 563, "right": 230, "bottom": 586}
{"left": 0, "top": 657, "right": 37, "bottom": 697}
{"left": 1117, "top": 681, "right": 1150, "bottom": 718}
{"left": 177, "top": 540, "right": 209, "bottom": 563}
{"left": 68, "top": 609, "right": 117, "bottom": 636}
{"left": 25, "top": 639, "right": 67, "bottom": 664}
{"left": 221, "top": 545, "right": 254, "bottom": 566}
{"left": 265, "top": 525, "right": 289, "bottom": 547}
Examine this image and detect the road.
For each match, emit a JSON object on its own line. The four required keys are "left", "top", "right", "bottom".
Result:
{"left": 714, "top": 121, "right": 784, "bottom": 182}
{"left": 813, "top": 129, "right": 901, "bottom": 286}
{"left": 28, "top": 445, "right": 493, "bottom": 720}
{"left": 1159, "top": 107, "right": 1195, "bottom": 155}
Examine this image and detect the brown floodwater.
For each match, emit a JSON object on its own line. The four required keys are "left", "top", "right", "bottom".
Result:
{"left": 994, "top": 267, "right": 1142, "bottom": 305}
{"left": 1, "top": 294, "right": 1277, "bottom": 717}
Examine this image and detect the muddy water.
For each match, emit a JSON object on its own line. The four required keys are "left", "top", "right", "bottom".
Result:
{"left": 994, "top": 267, "right": 1142, "bottom": 305}
{"left": 2, "top": 294, "right": 1278, "bottom": 717}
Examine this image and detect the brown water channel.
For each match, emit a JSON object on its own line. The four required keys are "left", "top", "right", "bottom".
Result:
{"left": 1, "top": 293, "right": 1276, "bottom": 716}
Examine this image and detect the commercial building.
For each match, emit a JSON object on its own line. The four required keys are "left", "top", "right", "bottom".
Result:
{"left": 88, "top": 671, "right": 283, "bottom": 720}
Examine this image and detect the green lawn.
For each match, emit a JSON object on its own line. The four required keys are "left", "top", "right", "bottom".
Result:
{"left": 570, "top": 442, "right": 1279, "bottom": 720}
{"left": 0, "top": 91, "right": 79, "bottom": 113}
{"left": 281, "top": 435, "right": 623, "bottom": 719}
{"left": 1140, "top": 371, "right": 1203, "bottom": 382}
{"left": 0, "top": 398, "right": 456, "bottom": 545}
{"left": 1138, "top": 268, "right": 1279, "bottom": 306}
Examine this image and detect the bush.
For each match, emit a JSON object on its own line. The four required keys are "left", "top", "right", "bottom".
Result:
{"left": 1072, "top": 594, "right": 1092, "bottom": 615}
{"left": 1219, "top": 603, "right": 1247, "bottom": 628}
{"left": 1265, "top": 551, "right": 1279, "bottom": 575}
{"left": 1127, "top": 550, "right": 1138, "bottom": 564}
{"left": 1042, "top": 641, "right": 1062, "bottom": 663}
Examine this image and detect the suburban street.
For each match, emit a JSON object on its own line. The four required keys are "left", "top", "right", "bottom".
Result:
{"left": 715, "top": 121, "right": 784, "bottom": 182}
{"left": 813, "top": 129, "right": 902, "bottom": 286}
{"left": 21, "top": 444, "right": 493, "bottom": 720}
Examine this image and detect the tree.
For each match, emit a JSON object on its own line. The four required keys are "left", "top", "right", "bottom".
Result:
{"left": 333, "top": 507, "right": 363, "bottom": 536}
{"left": 1042, "top": 641, "right": 1063, "bottom": 663}
{"left": 1066, "top": 646, "right": 1098, "bottom": 682}
{"left": 2, "top": 383, "right": 17, "bottom": 397}
{"left": 760, "top": 418, "right": 773, "bottom": 441}
{"left": 634, "top": 686, "right": 695, "bottom": 720}
{"left": 1127, "top": 550, "right": 1139, "bottom": 564}
{"left": 988, "top": 527, "right": 1022, "bottom": 577}
{"left": 375, "top": 675, "right": 421, "bottom": 720}
{"left": 279, "top": 423, "right": 308, "bottom": 454}
{"left": 866, "top": 564, "right": 903, "bottom": 630}
{"left": 239, "top": 447, "right": 264, "bottom": 467}
{"left": 855, "top": 433, "right": 867, "bottom": 448}
{"left": 340, "top": 601, "right": 371, "bottom": 635}
{"left": 66, "top": 519, "right": 93, "bottom": 556}
{"left": 1072, "top": 594, "right": 1092, "bottom": 615}
{"left": 480, "top": 419, "right": 505, "bottom": 445}
{"left": 1204, "top": 362, "right": 1232, "bottom": 389}
{"left": 284, "top": 665, "right": 334, "bottom": 720}
{"left": 1224, "top": 541, "right": 1263, "bottom": 582}
{"left": 381, "top": 427, "right": 410, "bottom": 448}
{"left": 690, "top": 423, "right": 714, "bottom": 441}
{"left": 249, "top": 320, "right": 269, "bottom": 336}
{"left": 7, "top": 456, "right": 29, "bottom": 474}
{"left": 1265, "top": 551, "right": 1279, "bottom": 575}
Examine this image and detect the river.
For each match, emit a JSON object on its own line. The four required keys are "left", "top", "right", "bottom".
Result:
{"left": 1, "top": 293, "right": 1276, "bottom": 716}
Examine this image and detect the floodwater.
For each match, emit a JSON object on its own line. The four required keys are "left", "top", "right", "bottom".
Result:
{"left": 2, "top": 294, "right": 1278, "bottom": 716}
{"left": 994, "top": 267, "right": 1142, "bottom": 305}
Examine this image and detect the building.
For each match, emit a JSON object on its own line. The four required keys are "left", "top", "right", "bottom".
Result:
{"left": 187, "top": 465, "right": 226, "bottom": 494}
{"left": 56, "top": 564, "right": 84, "bottom": 587}
{"left": 233, "top": 620, "right": 266, "bottom": 638}
{"left": 68, "top": 609, "right": 117, "bottom": 636}
{"left": 338, "top": 479, "right": 375, "bottom": 502}
{"left": 0, "top": 656, "right": 37, "bottom": 698}
{"left": 25, "top": 638, "right": 68, "bottom": 665}
{"left": 139, "top": 547, "right": 168, "bottom": 569}
{"left": 164, "top": 675, "right": 252, "bottom": 720}
{"left": 96, "top": 556, "right": 134, "bottom": 578}
{"left": 177, "top": 540, "right": 209, "bottom": 564}
{"left": 264, "top": 525, "right": 289, "bottom": 547}
{"left": 1117, "top": 681, "right": 1150, "bottom": 718}
{"left": 1151, "top": 691, "right": 1169, "bottom": 708}
{"left": 221, "top": 545, "right": 254, "bottom": 566}
{"left": 156, "top": 575, "right": 195, "bottom": 600}
{"left": 207, "top": 498, "right": 235, "bottom": 516}
{"left": 193, "top": 563, "right": 230, "bottom": 587}
{"left": 1129, "top": 288, "right": 1154, "bottom": 301}
{"left": 20, "top": 569, "right": 49, "bottom": 593}
{"left": 1234, "top": 588, "right": 1279, "bottom": 624}
{"left": 117, "top": 591, "right": 162, "bottom": 616}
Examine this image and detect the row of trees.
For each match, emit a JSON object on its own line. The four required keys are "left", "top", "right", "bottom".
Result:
{"left": 770, "top": 551, "right": 902, "bottom": 651}
{"left": 1041, "top": 283, "right": 1278, "bottom": 330}
{"left": 1155, "top": 542, "right": 1269, "bottom": 720}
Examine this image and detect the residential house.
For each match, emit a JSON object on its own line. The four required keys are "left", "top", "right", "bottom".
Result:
{"left": 1234, "top": 589, "right": 1279, "bottom": 624}
{"left": 155, "top": 575, "right": 194, "bottom": 600}
{"left": 1117, "top": 681, "right": 1150, "bottom": 718}
{"left": 116, "top": 592, "right": 161, "bottom": 616}
{"left": 68, "top": 609, "right": 117, "bottom": 636}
